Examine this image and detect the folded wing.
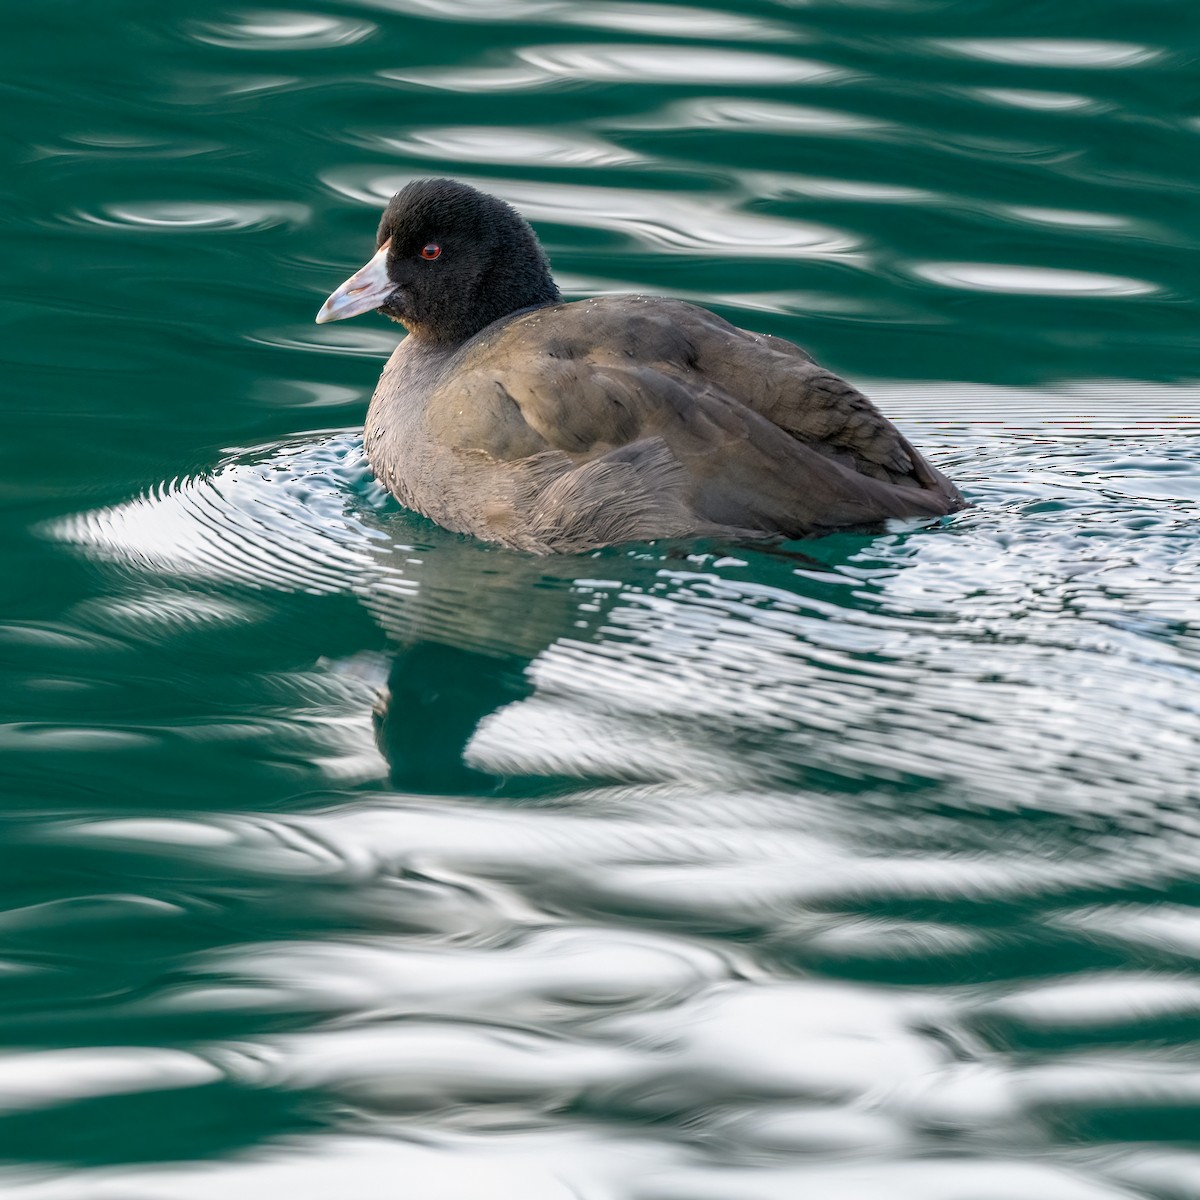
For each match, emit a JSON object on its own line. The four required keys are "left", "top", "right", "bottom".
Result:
{"left": 422, "top": 297, "right": 961, "bottom": 550}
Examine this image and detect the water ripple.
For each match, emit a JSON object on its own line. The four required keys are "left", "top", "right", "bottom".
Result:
{"left": 191, "top": 11, "right": 377, "bottom": 49}
{"left": 248, "top": 324, "right": 402, "bottom": 356}
{"left": 1003, "top": 206, "right": 1130, "bottom": 230}
{"left": 553, "top": 4, "right": 799, "bottom": 42}
{"left": 743, "top": 170, "right": 934, "bottom": 203}
{"left": 0, "top": 1048, "right": 218, "bottom": 1114}
{"left": 163, "top": 927, "right": 734, "bottom": 1022}
{"left": 362, "top": 126, "right": 642, "bottom": 167}
{"left": 969, "top": 87, "right": 1106, "bottom": 113}
{"left": 934, "top": 39, "right": 1160, "bottom": 68}
{"left": 914, "top": 263, "right": 1159, "bottom": 296}
{"left": 0, "top": 1141, "right": 1141, "bottom": 1200}
{"left": 31, "top": 132, "right": 225, "bottom": 160}
{"left": 351, "top": 0, "right": 798, "bottom": 41}
{"left": 386, "top": 44, "right": 847, "bottom": 90}
{"left": 323, "top": 173, "right": 860, "bottom": 258}
{"left": 620, "top": 97, "right": 891, "bottom": 135}
{"left": 77, "top": 201, "right": 309, "bottom": 232}
{"left": 49, "top": 434, "right": 387, "bottom": 593}
{"left": 12, "top": 2, "right": 1200, "bottom": 1190}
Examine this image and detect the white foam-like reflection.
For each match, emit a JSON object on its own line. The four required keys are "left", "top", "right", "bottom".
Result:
{"left": 914, "top": 262, "right": 1158, "bottom": 296}
{"left": 0, "top": 1136, "right": 591, "bottom": 1200}
{"left": 351, "top": 0, "right": 553, "bottom": 17}
{"left": 1004, "top": 206, "right": 1129, "bottom": 229}
{"left": 561, "top": 5, "right": 796, "bottom": 41}
{"left": 935, "top": 39, "right": 1159, "bottom": 67}
{"left": 365, "top": 126, "right": 641, "bottom": 167}
{"left": 0, "top": 1048, "right": 218, "bottom": 1114}
{"left": 622, "top": 97, "right": 891, "bottom": 135}
{"left": 597, "top": 982, "right": 950, "bottom": 1109}
{"left": 70, "top": 818, "right": 241, "bottom": 848}
{"left": 386, "top": 44, "right": 847, "bottom": 90}
{"left": 78, "top": 201, "right": 308, "bottom": 232}
{"left": 215, "top": 1021, "right": 642, "bottom": 1108}
{"left": 185, "top": 975, "right": 951, "bottom": 1125}
{"left": 555, "top": 3, "right": 799, "bottom": 42}
{"left": 1051, "top": 903, "right": 1200, "bottom": 962}
{"left": 518, "top": 43, "right": 839, "bottom": 85}
{"left": 248, "top": 324, "right": 400, "bottom": 357}
{"left": 19, "top": 788, "right": 1200, "bottom": 1192}
{"left": 348, "top": 0, "right": 797, "bottom": 41}
{"left": 162, "top": 927, "right": 734, "bottom": 1021}
{"left": 191, "top": 11, "right": 376, "bottom": 49}
{"left": 50, "top": 434, "right": 386, "bottom": 592}
{"left": 970, "top": 87, "right": 1103, "bottom": 112}
{"left": 641, "top": 1160, "right": 1136, "bottom": 1200}
{"left": 744, "top": 170, "right": 934, "bottom": 202}
{"left": 248, "top": 378, "right": 365, "bottom": 409}
{"left": 0, "top": 1140, "right": 1137, "bottom": 1200}
{"left": 977, "top": 974, "right": 1200, "bottom": 1035}
{"left": 323, "top": 172, "right": 859, "bottom": 258}
{"left": 497, "top": 178, "right": 857, "bottom": 255}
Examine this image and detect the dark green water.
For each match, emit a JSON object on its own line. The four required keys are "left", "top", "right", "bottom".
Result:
{"left": 3, "top": 0, "right": 1200, "bottom": 1194}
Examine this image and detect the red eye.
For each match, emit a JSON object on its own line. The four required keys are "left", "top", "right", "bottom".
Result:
{"left": 420, "top": 243, "right": 441, "bottom": 260}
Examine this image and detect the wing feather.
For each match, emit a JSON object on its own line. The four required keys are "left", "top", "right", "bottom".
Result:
{"left": 416, "top": 295, "right": 960, "bottom": 547}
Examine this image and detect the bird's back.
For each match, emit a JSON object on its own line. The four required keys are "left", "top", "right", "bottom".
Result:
{"left": 368, "top": 296, "right": 963, "bottom": 552}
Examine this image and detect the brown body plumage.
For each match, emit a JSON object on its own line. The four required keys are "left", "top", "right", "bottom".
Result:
{"left": 318, "top": 180, "right": 963, "bottom": 553}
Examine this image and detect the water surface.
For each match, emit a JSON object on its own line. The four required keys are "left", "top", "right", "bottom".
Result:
{"left": 3, "top": 1, "right": 1200, "bottom": 1195}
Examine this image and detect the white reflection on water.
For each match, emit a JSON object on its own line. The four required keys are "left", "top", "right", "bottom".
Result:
{"left": 934, "top": 39, "right": 1160, "bottom": 68}
{"left": 621, "top": 97, "right": 891, "bottom": 135}
{"left": 514, "top": 45, "right": 833, "bottom": 84}
{"left": 249, "top": 324, "right": 401, "bottom": 357}
{"left": 1052, "top": 903, "right": 1200, "bottom": 962}
{"left": 348, "top": 0, "right": 798, "bottom": 41}
{"left": 51, "top": 436, "right": 386, "bottom": 594}
{"left": 323, "top": 172, "right": 860, "bottom": 258}
{"left": 386, "top": 44, "right": 847, "bottom": 90}
{"left": 77, "top": 201, "right": 309, "bottom": 232}
{"left": 159, "top": 927, "right": 734, "bottom": 1021}
{"left": 12, "top": 0, "right": 1200, "bottom": 1190}
{"left": 1004, "top": 206, "right": 1129, "bottom": 230}
{"left": 913, "top": 263, "right": 1159, "bottom": 296}
{"left": 0, "top": 1140, "right": 1142, "bottom": 1200}
{"left": 743, "top": 170, "right": 934, "bottom": 202}
{"left": 0, "top": 1049, "right": 218, "bottom": 1114}
{"left": 970, "top": 87, "right": 1105, "bottom": 113}
{"left": 28, "top": 398, "right": 1200, "bottom": 1200}
{"left": 555, "top": 3, "right": 799, "bottom": 42}
{"left": 978, "top": 973, "right": 1200, "bottom": 1034}
{"left": 363, "top": 126, "right": 642, "bottom": 167}
{"left": 191, "top": 11, "right": 377, "bottom": 49}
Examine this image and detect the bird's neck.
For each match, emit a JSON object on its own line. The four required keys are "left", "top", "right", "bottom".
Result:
{"left": 405, "top": 286, "right": 562, "bottom": 352}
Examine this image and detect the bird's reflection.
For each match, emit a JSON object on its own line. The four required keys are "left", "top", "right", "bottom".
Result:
{"left": 357, "top": 506, "right": 833, "bottom": 794}
{"left": 372, "top": 642, "right": 534, "bottom": 793}
{"left": 359, "top": 520, "right": 666, "bottom": 793}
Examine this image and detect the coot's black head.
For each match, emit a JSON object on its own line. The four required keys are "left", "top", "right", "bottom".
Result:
{"left": 316, "top": 178, "right": 561, "bottom": 345}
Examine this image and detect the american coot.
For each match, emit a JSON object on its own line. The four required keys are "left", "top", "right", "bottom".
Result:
{"left": 316, "top": 178, "right": 963, "bottom": 553}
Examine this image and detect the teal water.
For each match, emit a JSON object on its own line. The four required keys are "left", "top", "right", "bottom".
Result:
{"left": 3, "top": 1, "right": 1200, "bottom": 1195}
